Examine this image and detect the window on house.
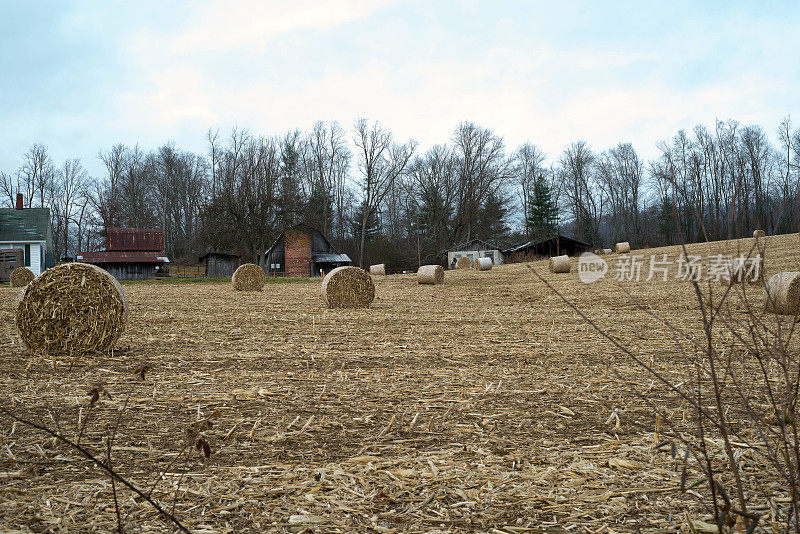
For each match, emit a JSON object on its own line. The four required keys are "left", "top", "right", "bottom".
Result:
{"left": 24, "top": 244, "right": 30, "bottom": 267}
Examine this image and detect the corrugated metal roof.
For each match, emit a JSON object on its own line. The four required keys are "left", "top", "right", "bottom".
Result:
{"left": 312, "top": 253, "right": 350, "bottom": 263}
{"left": 0, "top": 208, "right": 50, "bottom": 242}
{"left": 106, "top": 228, "right": 164, "bottom": 251}
{"left": 76, "top": 251, "right": 170, "bottom": 264}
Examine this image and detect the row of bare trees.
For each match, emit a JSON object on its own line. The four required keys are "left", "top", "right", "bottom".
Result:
{"left": 1, "top": 117, "right": 799, "bottom": 269}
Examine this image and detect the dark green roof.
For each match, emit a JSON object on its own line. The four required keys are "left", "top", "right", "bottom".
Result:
{"left": 0, "top": 208, "right": 51, "bottom": 242}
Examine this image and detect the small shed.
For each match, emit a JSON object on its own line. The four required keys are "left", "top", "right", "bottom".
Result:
{"left": 504, "top": 235, "right": 593, "bottom": 261}
{"left": 199, "top": 251, "right": 241, "bottom": 277}
{"left": 0, "top": 194, "right": 54, "bottom": 276}
{"left": 77, "top": 228, "right": 170, "bottom": 280}
{"left": 446, "top": 239, "right": 505, "bottom": 270}
{"left": 265, "top": 224, "right": 350, "bottom": 277}
{"left": 0, "top": 248, "right": 24, "bottom": 282}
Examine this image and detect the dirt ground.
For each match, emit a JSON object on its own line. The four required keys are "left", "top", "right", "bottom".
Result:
{"left": 1, "top": 234, "right": 798, "bottom": 533}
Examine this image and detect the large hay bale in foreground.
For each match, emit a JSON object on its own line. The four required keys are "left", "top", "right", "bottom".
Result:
{"left": 615, "top": 242, "right": 631, "bottom": 254}
{"left": 455, "top": 257, "right": 471, "bottom": 270}
{"left": 232, "top": 263, "right": 266, "bottom": 291}
{"left": 764, "top": 272, "right": 800, "bottom": 315}
{"left": 753, "top": 229, "right": 766, "bottom": 239}
{"left": 10, "top": 267, "right": 34, "bottom": 287}
{"left": 369, "top": 264, "right": 386, "bottom": 275}
{"left": 549, "top": 255, "right": 571, "bottom": 273}
{"left": 16, "top": 263, "right": 128, "bottom": 356}
{"left": 475, "top": 257, "right": 493, "bottom": 271}
{"left": 321, "top": 266, "right": 375, "bottom": 308}
{"left": 418, "top": 264, "right": 444, "bottom": 285}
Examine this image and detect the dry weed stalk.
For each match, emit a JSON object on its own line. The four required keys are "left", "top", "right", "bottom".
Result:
{"left": 530, "top": 236, "right": 800, "bottom": 532}
{"left": 0, "top": 362, "right": 218, "bottom": 533}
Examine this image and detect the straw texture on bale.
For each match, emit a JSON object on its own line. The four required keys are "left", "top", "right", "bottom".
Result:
{"left": 417, "top": 264, "right": 444, "bottom": 285}
{"left": 615, "top": 242, "right": 631, "bottom": 254}
{"left": 15, "top": 263, "right": 128, "bottom": 356}
{"left": 549, "top": 255, "right": 571, "bottom": 273}
{"left": 455, "top": 257, "right": 471, "bottom": 270}
{"left": 9, "top": 267, "right": 34, "bottom": 287}
{"left": 720, "top": 255, "right": 764, "bottom": 285}
{"left": 232, "top": 263, "right": 266, "bottom": 291}
{"left": 321, "top": 266, "right": 375, "bottom": 308}
{"left": 764, "top": 272, "right": 800, "bottom": 315}
{"left": 603, "top": 248, "right": 613, "bottom": 255}
{"left": 369, "top": 264, "right": 386, "bottom": 275}
{"left": 475, "top": 257, "right": 493, "bottom": 271}
{"left": 753, "top": 229, "right": 766, "bottom": 239}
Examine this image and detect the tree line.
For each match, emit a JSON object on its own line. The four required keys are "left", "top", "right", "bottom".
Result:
{"left": 1, "top": 117, "right": 799, "bottom": 270}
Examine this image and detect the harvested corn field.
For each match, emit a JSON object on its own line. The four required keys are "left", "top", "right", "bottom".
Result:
{"left": 1, "top": 234, "right": 799, "bottom": 532}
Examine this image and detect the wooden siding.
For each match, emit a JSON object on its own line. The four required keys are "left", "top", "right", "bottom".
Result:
{"left": 100, "top": 263, "right": 158, "bottom": 281}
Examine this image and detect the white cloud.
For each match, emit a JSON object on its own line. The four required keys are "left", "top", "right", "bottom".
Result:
{"left": 169, "top": 0, "right": 402, "bottom": 54}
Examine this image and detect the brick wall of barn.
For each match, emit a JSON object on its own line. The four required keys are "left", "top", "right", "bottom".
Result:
{"left": 284, "top": 229, "right": 312, "bottom": 277}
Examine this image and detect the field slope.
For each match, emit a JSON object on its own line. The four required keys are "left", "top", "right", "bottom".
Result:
{"left": 1, "top": 234, "right": 798, "bottom": 532}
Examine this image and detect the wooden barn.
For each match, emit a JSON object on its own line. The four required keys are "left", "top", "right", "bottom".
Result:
{"left": 76, "top": 228, "right": 170, "bottom": 280}
{"left": 265, "top": 224, "right": 350, "bottom": 277}
{"left": 504, "top": 234, "right": 593, "bottom": 262}
{"left": 199, "top": 251, "right": 241, "bottom": 277}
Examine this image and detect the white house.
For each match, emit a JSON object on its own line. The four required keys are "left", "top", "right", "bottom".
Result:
{"left": 0, "top": 194, "right": 54, "bottom": 277}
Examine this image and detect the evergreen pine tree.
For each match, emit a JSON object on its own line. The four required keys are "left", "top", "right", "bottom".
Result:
{"left": 526, "top": 174, "right": 558, "bottom": 238}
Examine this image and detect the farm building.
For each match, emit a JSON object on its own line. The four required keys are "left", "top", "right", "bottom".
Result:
{"left": 0, "top": 194, "right": 55, "bottom": 277}
{"left": 199, "top": 251, "right": 242, "bottom": 277}
{"left": 445, "top": 239, "right": 505, "bottom": 270}
{"left": 76, "top": 228, "right": 170, "bottom": 280}
{"left": 265, "top": 224, "right": 350, "bottom": 277}
{"left": 505, "top": 234, "right": 593, "bottom": 261}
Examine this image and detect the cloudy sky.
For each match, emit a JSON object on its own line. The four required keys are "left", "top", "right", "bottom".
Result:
{"left": 1, "top": 0, "right": 798, "bottom": 177}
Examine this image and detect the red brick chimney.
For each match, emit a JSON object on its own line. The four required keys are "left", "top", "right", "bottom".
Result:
{"left": 15, "top": 193, "right": 23, "bottom": 210}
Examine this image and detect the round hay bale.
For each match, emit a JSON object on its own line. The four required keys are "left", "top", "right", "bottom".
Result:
{"left": 418, "top": 264, "right": 444, "bottom": 285}
{"left": 455, "top": 257, "right": 471, "bottom": 270}
{"left": 369, "top": 263, "right": 386, "bottom": 275}
{"left": 475, "top": 257, "right": 493, "bottom": 271}
{"left": 764, "top": 272, "right": 800, "bottom": 315}
{"left": 615, "top": 242, "right": 631, "bottom": 254}
{"left": 321, "top": 266, "right": 375, "bottom": 308}
{"left": 232, "top": 263, "right": 266, "bottom": 291}
{"left": 549, "top": 255, "right": 571, "bottom": 273}
{"left": 753, "top": 229, "right": 766, "bottom": 239}
{"left": 603, "top": 248, "right": 613, "bottom": 255}
{"left": 15, "top": 263, "right": 128, "bottom": 356}
{"left": 10, "top": 266, "right": 34, "bottom": 287}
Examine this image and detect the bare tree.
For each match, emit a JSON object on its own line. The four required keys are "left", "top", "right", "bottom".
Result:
{"left": 514, "top": 143, "right": 547, "bottom": 239}
{"left": 353, "top": 118, "right": 415, "bottom": 267}
{"left": 18, "top": 144, "right": 54, "bottom": 207}
{"left": 450, "top": 122, "right": 511, "bottom": 243}
{"left": 558, "top": 140, "right": 603, "bottom": 244}
{"left": 51, "top": 158, "right": 89, "bottom": 258}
